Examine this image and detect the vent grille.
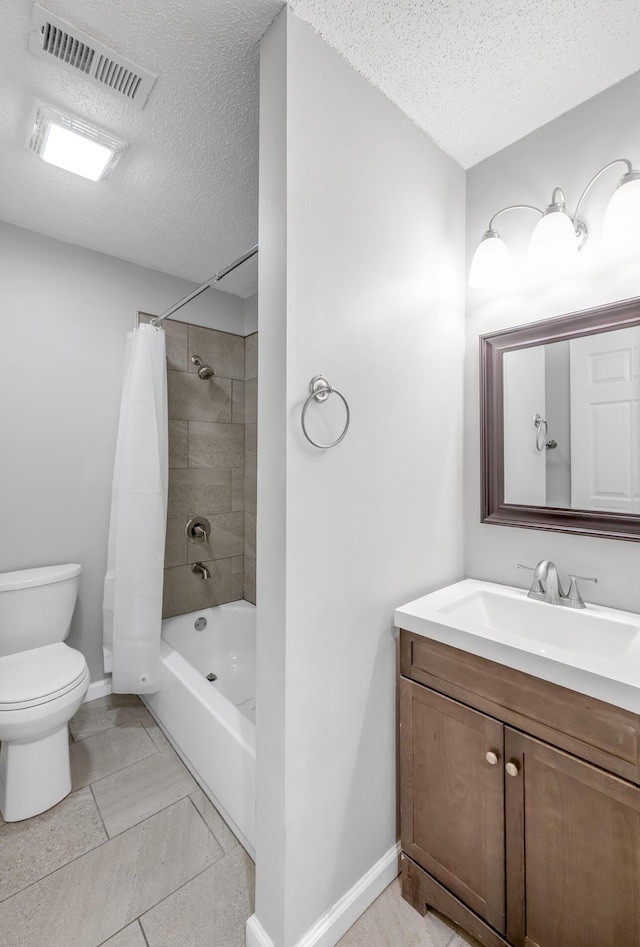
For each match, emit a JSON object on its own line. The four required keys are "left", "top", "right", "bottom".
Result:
{"left": 29, "top": 4, "right": 157, "bottom": 110}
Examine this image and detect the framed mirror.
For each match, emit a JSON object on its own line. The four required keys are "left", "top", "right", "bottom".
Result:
{"left": 480, "top": 296, "right": 640, "bottom": 541}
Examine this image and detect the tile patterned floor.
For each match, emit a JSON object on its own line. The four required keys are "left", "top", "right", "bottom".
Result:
{"left": 0, "top": 694, "right": 481, "bottom": 947}
{"left": 0, "top": 695, "right": 254, "bottom": 947}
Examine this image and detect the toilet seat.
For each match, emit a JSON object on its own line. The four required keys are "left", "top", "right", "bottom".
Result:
{"left": 0, "top": 643, "right": 89, "bottom": 711}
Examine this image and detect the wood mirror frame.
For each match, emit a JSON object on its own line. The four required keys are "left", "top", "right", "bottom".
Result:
{"left": 480, "top": 295, "right": 640, "bottom": 542}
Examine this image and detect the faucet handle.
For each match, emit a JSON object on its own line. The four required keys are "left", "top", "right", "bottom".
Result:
{"left": 565, "top": 574, "right": 598, "bottom": 609}
{"left": 517, "top": 564, "right": 546, "bottom": 600}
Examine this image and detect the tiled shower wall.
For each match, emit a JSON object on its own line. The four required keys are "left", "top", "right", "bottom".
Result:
{"left": 141, "top": 316, "right": 257, "bottom": 618}
{"left": 244, "top": 333, "right": 257, "bottom": 604}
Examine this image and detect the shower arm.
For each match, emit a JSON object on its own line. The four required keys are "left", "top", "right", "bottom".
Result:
{"left": 150, "top": 244, "right": 259, "bottom": 326}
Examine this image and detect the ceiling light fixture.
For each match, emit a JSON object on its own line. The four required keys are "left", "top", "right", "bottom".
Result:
{"left": 26, "top": 103, "right": 128, "bottom": 182}
{"left": 469, "top": 159, "right": 639, "bottom": 288}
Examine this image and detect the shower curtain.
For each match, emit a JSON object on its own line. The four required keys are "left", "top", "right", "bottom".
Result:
{"left": 103, "top": 322, "right": 168, "bottom": 693}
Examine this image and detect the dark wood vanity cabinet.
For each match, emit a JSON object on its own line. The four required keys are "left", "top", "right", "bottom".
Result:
{"left": 399, "top": 630, "right": 640, "bottom": 947}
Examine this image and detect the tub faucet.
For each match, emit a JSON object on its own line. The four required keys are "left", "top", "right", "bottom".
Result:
{"left": 191, "top": 562, "right": 211, "bottom": 580}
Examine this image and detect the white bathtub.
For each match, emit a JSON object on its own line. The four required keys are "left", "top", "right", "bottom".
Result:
{"left": 143, "top": 600, "right": 256, "bottom": 857}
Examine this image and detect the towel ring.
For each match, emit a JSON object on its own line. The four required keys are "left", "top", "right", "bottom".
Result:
{"left": 301, "top": 375, "right": 350, "bottom": 449}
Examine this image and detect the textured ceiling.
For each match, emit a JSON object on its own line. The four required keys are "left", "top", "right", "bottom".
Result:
{"left": 0, "top": 0, "right": 281, "bottom": 295}
{"left": 289, "top": 0, "right": 640, "bottom": 168}
{"left": 2, "top": 0, "right": 640, "bottom": 293}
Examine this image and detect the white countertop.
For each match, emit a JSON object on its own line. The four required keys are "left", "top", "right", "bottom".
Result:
{"left": 395, "top": 578, "right": 640, "bottom": 714}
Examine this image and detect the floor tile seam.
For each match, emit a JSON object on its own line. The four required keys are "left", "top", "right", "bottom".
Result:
{"left": 72, "top": 717, "right": 159, "bottom": 746}
{"left": 89, "top": 782, "right": 110, "bottom": 839}
{"left": 137, "top": 918, "right": 152, "bottom": 947}
{"left": 187, "top": 791, "right": 238, "bottom": 854}
{"left": 77, "top": 743, "right": 161, "bottom": 792}
{"left": 0, "top": 797, "right": 220, "bottom": 919}
{"left": 98, "top": 778, "right": 199, "bottom": 840}
{"left": 137, "top": 848, "right": 233, "bottom": 934}
{"left": 0, "top": 801, "right": 112, "bottom": 906}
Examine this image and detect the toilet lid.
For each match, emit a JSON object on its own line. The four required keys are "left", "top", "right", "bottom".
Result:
{"left": 0, "top": 643, "right": 88, "bottom": 709}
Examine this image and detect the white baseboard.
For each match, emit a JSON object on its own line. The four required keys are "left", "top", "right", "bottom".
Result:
{"left": 246, "top": 914, "right": 274, "bottom": 947}
{"left": 245, "top": 842, "right": 400, "bottom": 947}
{"left": 84, "top": 678, "right": 112, "bottom": 702}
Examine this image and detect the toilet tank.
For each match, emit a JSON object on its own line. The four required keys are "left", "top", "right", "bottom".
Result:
{"left": 0, "top": 564, "right": 82, "bottom": 657}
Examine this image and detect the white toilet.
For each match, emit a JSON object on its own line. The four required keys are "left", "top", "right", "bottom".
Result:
{"left": 0, "top": 563, "right": 90, "bottom": 821}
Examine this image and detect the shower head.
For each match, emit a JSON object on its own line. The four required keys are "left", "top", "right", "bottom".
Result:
{"left": 191, "top": 355, "right": 216, "bottom": 380}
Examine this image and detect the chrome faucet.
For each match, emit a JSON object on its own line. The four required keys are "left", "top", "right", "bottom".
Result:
{"left": 533, "top": 560, "right": 564, "bottom": 605}
{"left": 191, "top": 562, "right": 211, "bottom": 580}
{"left": 517, "top": 561, "right": 597, "bottom": 608}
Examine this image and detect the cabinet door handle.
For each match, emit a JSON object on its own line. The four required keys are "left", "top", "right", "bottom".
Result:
{"left": 485, "top": 751, "right": 499, "bottom": 765}
{"left": 506, "top": 761, "right": 520, "bottom": 777}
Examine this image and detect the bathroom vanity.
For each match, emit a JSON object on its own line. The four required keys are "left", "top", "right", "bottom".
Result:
{"left": 396, "top": 580, "right": 640, "bottom": 947}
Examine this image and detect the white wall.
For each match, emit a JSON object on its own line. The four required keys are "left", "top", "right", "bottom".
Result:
{"left": 0, "top": 222, "right": 245, "bottom": 680}
{"left": 465, "top": 70, "right": 640, "bottom": 610}
{"left": 255, "top": 8, "right": 466, "bottom": 945}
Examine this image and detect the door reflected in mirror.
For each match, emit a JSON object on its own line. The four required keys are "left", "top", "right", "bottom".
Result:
{"left": 481, "top": 297, "right": 640, "bottom": 541}
{"left": 503, "top": 326, "right": 640, "bottom": 512}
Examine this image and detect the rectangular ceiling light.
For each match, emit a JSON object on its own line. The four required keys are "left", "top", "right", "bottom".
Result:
{"left": 26, "top": 102, "right": 128, "bottom": 182}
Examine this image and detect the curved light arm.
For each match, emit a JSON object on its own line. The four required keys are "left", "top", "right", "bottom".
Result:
{"left": 488, "top": 204, "right": 543, "bottom": 230}
{"left": 572, "top": 159, "right": 633, "bottom": 232}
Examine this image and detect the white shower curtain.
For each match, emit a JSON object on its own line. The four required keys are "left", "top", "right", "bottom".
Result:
{"left": 103, "top": 323, "right": 168, "bottom": 693}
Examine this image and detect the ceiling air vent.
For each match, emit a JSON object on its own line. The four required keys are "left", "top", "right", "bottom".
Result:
{"left": 29, "top": 3, "right": 157, "bottom": 110}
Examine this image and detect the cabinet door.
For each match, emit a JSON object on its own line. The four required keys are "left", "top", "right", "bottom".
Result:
{"left": 400, "top": 679, "right": 506, "bottom": 932}
{"left": 505, "top": 728, "right": 640, "bottom": 947}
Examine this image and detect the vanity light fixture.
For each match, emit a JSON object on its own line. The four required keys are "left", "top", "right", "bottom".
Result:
{"left": 26, "top": 102, "right": 128, "bottom": 182}
{"left": 469, "top": 158, "right": 640, "bottom": 288}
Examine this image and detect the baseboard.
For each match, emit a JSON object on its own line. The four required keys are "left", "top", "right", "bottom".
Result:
{"left": 84, "top": 678, "right": 112, "bottom": 702}
{"left": 245, "top": 842, "right": 400, "bottom": 947}
{"left": 246, "top": 914, "right": 275, "bottom": 947}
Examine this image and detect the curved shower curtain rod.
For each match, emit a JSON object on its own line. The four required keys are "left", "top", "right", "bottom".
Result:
{"left": 150, "top": 244, "right": 259, "bottom": 325}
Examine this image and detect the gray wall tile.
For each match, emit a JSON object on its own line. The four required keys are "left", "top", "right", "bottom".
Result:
{"left": 244, "top": 464, "right": 256, "bottom": 514}
{"left": 167, "top": 468, "right": 231, "bottom": 519}
{"left": 168, "top": 420, "right": 188, "bottom": 468}
{"left": 244, "top": 378, "right": 257, "bottom": 424}
{"left": 0, "top": 788, "right": 106, "bottom": 902}
{"left": 232, "top": 379, "right": 245, "bottom": 423}
{"left": 162, "top": 559, "right": 232, "bottom": 618}
{"left": 244, "top": 556, "right": 256, "bottom": 606}
{"left": 164, "top": 518, "right": 188, "bottom": 568}
{"left": 187, "top": 512, "right": 244, "bottom": 562}
{"left": 189, "top": 326, "right": 245, "bottom": 380}
{"left": 245, "top": 333, "right": 258, "bottom": 380}
{"left": 188, "top": 422, "right": 244, "bottom": 468}
{"left": 245, "top": 422, "right": 257, "bottom": 455}
{"left": 139, "top": 316, "right": 188, "bottom": 372}
{"left": 162, "top": 319, "right": 189, "bottom": 372}
{"left": 231, "top": 557, "right": 244, "bottom": 601}
{"left": 0, "top": 798, "right": 222, "bottom": 947}
{"left": 244, "top": 511, "right": 256, "bottom": 560}
{"left": 92, "top": 748, "right": 197, "bottom": 837}
{"left": 231, "top": 468, "right": 244, "bottom": 512}
{"left": 168, "top": 371, "right": 231, "bottom": 423}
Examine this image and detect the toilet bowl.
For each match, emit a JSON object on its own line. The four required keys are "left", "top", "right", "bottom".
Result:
{"left": 0, "top": 564, "right": 90, "bottom": 821}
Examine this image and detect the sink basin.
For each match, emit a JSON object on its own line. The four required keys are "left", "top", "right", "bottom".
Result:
{"left": 395, "top": 579, "right": 640, "bottom": 713}
{"left": 438, "top": 589, "right": 638, "bottom": 662}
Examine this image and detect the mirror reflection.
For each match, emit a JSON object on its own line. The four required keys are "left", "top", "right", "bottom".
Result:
{"left": 504, "top": 326, "right": 640, "bottom": 511}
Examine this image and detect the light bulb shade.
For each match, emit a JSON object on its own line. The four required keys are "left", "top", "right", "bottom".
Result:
{"left": 469, "top": 231, "right": 511, "bottom": 288}
{"left": 527, "top": 209, "right": 578, "bottom": 275}
{"left": 602, "top": 173, "right": 640, "bottom": 255}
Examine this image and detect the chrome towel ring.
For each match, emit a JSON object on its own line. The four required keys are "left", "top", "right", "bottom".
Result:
{"left": 301, "top": 375, "right": 350, "bottom": 449}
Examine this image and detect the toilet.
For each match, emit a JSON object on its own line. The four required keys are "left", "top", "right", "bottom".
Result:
{"left": 0, "top": 564, "right": 90, "bottom": 821}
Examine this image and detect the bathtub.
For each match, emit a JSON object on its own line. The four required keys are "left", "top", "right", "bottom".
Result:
{"left": 143, "top": 600, "right": 256, "bottom": 857}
